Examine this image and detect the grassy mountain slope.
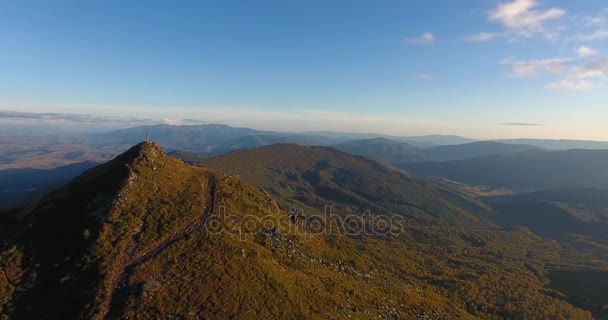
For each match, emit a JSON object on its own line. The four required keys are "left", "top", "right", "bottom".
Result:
{"left": 198, "top": 144, "right": 604, "bottom": 319}
{"left": 485, "top": 188, "right": 608, "bottom": 318}
{"left": 200, "top": 144, "right": 490, "bottom": 227}
{"left": 1, "top": 143, "right": 604, "bottom": 319}
{"left": 0, "top": 142, "right": 477, "bottom": 319}
{"left": 485, "top": 188, "right": 608, "bottom": 241}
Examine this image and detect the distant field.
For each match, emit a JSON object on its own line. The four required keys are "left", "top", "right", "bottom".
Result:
{"left": 0, "top": 135, "right": 128, "bottom": 170}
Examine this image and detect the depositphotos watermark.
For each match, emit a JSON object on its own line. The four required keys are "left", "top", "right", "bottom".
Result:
{"left": 204, "top": 205, "right": 405, "bottom": 239}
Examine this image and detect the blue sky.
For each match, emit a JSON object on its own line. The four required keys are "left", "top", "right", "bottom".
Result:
{"left": 1, "top": 0, "right": 607, "bottom": 139}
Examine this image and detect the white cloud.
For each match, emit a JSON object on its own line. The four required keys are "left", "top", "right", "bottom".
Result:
{"left": 572, "top": 58, "right": 608, "bottom": 79}
{"left": 571, "top": 67, "right": 604, "bottom": 79}
{"left": 461, "top": 32, "right": 499, "bottom": 42}
{"left": 577, "top": 46, "right": 599, "bottom": 57}
{"left": 545, "top": 59, "right": 608, "bottom": 90}
{"left": 415, "top": 74, "right": 433, "bottom": 80}
{"left": 163, "top": 118, "right": 181, "bottom": 125}
{"left": 583, "top": 9, "right": 608, "bottom": 26}
{"left": 499, "top": 56, "right": 608, "bottom": 91}
{"left": 501, "top": 57, "right": 570, "bottom": 77}
{"left": 545, "top": 79, "right": 593, "bottom": 91}
{"left": 577, "top": 29, "right": 608, "bottom": 42}
{"left": 488, "top": 0, "right": 565, "bottom": 39}
{"left": 405, "top": 32, "right": 436, "bottom": 45}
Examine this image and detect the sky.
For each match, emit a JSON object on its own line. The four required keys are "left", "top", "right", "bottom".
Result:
{"left": 1, "top": 0, "right": 608, "bottom": 140}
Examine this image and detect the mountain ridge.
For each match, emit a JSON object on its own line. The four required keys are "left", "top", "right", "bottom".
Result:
{"left": 334, "top": 137, "right": 430, "bottom": 163}
{"left": 423, "top": 141, "right": 542, "bottom": 161}
{"left": 198, "top": 143, "right": 494, "bottom": 227}
{"left": 1, "top": 142, "right": 476, "bottom": 319}
{"left": 1, "top": 142, "right": 604, "bottom": 319}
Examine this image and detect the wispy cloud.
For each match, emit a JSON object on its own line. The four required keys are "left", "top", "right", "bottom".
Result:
{"left": 468, "top": 2, "right": 605, "bottom": 45}
{"left": 545, "top": 79, "right": 593, "bottom": 91}
{"left": 545, "top": 58, "right": 608, "bottom": 90}
{"left": 488, "top": 0, "right": 565, "bottom": 40}
{"left": 572, "top": 9, "right": 608, "bottom": 42}
{"left": 582, "top": 9, "right": 608, "bottom": 27}
{"left": 461, "top": 32, "right": 499, "bottom": 42}
{"left": 577, "top": 46, "right": 598, "bottom": 57}
{"left": 159, "top": 118, "right": 213, "bottom": 125}
{"left": 571, "top": 58, "right": 608, "bottom": 79}
{"left": 405, "top": 32, "right": 436, "bottom": 45}
{"left": 181, "top": 118, "right": 209, "bottom": 124}
{"left": 503, "top": 122, "right": 544, "bottom": 126}
{"left": 576, "top": 29, "right": 608, "bottom": 42}
{"left": 500, "top": 57, "right": 570, "bottom": 77}
{"left": 415, "top": 74, "right": 434, "bottom": 80}
{"left": 499, "top": 54, "right": 608, "bottom": 91}
{"left": 0, "top": 110, "right": 151, "bottom": 124}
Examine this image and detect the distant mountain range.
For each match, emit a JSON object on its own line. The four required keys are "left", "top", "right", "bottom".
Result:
{"left": 398, "top": 149, "right": 608, "bottom": 192}
{"left": 92, "top": 124, "right": 490, "bottom": 154}
{"left": 96, "top": 124, "right": 346, "bottom": 153}
{"left": 3, "top": 123, "right": 608, "bottom": 210}
{"left": 498, "top": 139, "right": 608, "bottom": 150}
{"left": 199, "top": 133, "right": 336, "bottom": 154}
{"left": 303, "top": 132, "right": 476, "bottom": 148}
{"left": 423, "top": 141, "right": 542, "bottom": 161}
{"left": 402, "top": 134, "right": 477, "bottom": 146}
{"left": 333, "top": 137, "right": 430, "bottom": 163}
{"left": 98, "top": 124, "right": 608, "bottom": 156}
{"left": 333, "top": 139, "right": 543, "bottom": 163}
{"left": 97, "top": 123, "right": 266, "bottom": 150}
